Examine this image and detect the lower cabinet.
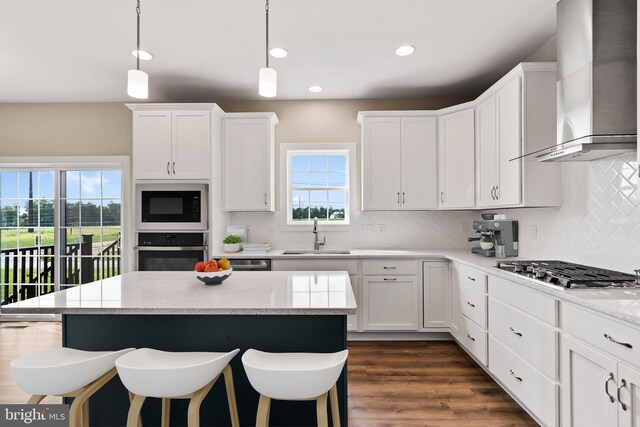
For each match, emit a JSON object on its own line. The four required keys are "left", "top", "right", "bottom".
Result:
{"left": 422, "top": 262, "right": 450, "bottom": 328}
{"left": 450, "top": 264, "right": 461, "bottom": 336}
{"left": 362, "top": 275, "right": 419, "bottom": 331}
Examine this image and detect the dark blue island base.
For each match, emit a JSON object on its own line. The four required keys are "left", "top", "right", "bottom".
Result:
{"left": 62, "top": 314, "right": 348, "bottom": 427}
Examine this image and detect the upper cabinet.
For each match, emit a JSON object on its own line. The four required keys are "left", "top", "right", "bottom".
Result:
{"left": 128, "top": 104, "right": 221, "bottom": 181}
{"left": 222, "top": 113, "right": 278, "bottom": 212}
{"left": 475, "top": 64, "right": 560, "bottom": 208}
{"left": 359, "top": 113, "right": 437, "bottom": 210}
{"left": 438, "top": 107, "right": 476, "bottom": 209}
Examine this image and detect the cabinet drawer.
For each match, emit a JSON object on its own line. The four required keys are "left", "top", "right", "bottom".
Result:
{"left": 459, "top": 282, "right": 487, "bottom": 328}
{"left": 489, "top": 337, "right": 557, "bottom": 427}
{"left": 272, "top": 259, "right": 358, "bottom": 275}
{"left": 458, "top": 315, "right": 487, "bottom": 366}
{"left": 563, "top": 304, "right": 640, "bottom": 369}
{"left": 488, "top": 275, "right": 557, "bottom": 325}
{"left": 362, "top": 259, "right": 417, "bottom": 276}
{"left": 489, "top": 297, "right": 557, "bottom": 380}
{"left": 456, "top": 263, "right": 487, "bottom": 292}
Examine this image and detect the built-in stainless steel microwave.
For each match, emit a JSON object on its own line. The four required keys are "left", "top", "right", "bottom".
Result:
{"left": 136, "top": 184, "right": 208, "bottom": 230}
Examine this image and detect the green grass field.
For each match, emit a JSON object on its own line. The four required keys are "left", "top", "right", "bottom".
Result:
{"left": 0, "top": 227, "right": 120, "bottom": 250}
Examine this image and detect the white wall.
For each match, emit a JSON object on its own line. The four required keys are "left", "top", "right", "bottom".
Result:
{"left": 495, "top": 153, "right": 640, "bottom": 273}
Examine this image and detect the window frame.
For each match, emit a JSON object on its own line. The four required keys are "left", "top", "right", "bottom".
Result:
{"left": 0, "top": 156, "right": 130, "bottom": 319}
{"left": 280, "top": 143, "right": 356, "bottom": 229}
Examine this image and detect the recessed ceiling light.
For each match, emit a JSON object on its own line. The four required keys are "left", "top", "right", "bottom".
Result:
{"left": 308, "top": 85, "right": 323, "bottom": 93}
{"left": 269, "top": 47, "right": 288, "bottom": 58}
{"left": 131, "top": 49, "right": 153, "bottom": 61}
{"left": 395, "top": 45, "right": 415, "bottom": 57}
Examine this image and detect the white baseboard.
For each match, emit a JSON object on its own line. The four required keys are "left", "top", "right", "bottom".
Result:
{"left": 347, "top": 331, "right": 453, "bottom": 341}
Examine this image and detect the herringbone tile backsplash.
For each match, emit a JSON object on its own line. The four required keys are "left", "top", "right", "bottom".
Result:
{"left": 499, "top": 153, "right": 640, "bottom": 273}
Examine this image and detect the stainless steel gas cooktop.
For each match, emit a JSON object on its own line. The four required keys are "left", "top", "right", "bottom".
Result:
{"left": 496, "top": 260, "right": 640, "bottom": 289}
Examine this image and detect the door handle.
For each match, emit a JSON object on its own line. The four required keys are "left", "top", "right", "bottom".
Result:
{"left": 604, "top": 334, "right": 633, "bottom": 349}
{"left": 397, "top": 192, "right": 400, "bottom": 204}
{"left": 509, "top": 369, "right": 523, "bottom": 382}
{"left": 466, "top": 301, "right": 475, "bottom": 308}
{"left": 617, "top": 379, "right": 627, "bottom": 411}
{"left": 509, "top": 326, "right": 523, "bottom": 337}
{"left": 264, "top": 193, "right": 267, "bottom": 205}
{"left": 440, "top": 191, "right": 444, "bottom": 204}
{"left": 383, "top": 266, "right": 397, "bottom": 270}
{"left": 402, "top": 192, "right": 405, "bottom": 204}
{"left": 167, "top": 162, "right": 170, "bottom": 175}
{"left": 467, "top": 334, "right": 475, "bottom": 342}
{"left": 605, "top": 373, "right": 616, "bottom": 403}
{"left": 383, "top": 278, "right": 397, "bottom": 281}
{"left": 495, "top": 185, "right": 499, "bottom": 200}
{"left": 467, "top": 276, "right": 476, "bottom": 282}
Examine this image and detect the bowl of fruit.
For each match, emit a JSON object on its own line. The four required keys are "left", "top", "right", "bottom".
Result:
{"left": 194, "top": 258, "right": 232, "bottom": 285}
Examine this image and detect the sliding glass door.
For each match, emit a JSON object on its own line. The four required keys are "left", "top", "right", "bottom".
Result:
{"left": 0, "top": 166, "right": 123, "bottom": 314}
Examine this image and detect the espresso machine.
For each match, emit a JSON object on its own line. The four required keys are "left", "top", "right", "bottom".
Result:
{"left": 468, "top": 219, "right": 519, "bottom": 257}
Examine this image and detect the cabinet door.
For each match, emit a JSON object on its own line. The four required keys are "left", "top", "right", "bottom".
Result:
{"left": 562, "top": 335, "right": 619, "bottom": 427}
{"left": 133, "top": 111, "right": 173, "bottom": 179}
{"left": 438, "top": 109, "right": 475, "bottom": 208}
{"left": 422, "top": 262, "right": 450, "bottom": 328}
{"left": 347, "top": 274, "right": 359, "bottom": 332}
{"left": 223, "top": 119, "right": 274, "bottom": 211}
{"left": 496, "top": 76, "right": 522, "bottom": 206}
{"left": 362, "top": 118, "right": 402, "bottom": 210}
{"left": 400, "top": 117, "right": 437, "bottom": 210}
{"left": 450, "top": 265, "right": 461, "bottom": 337}
{"left": 171, "top": 111, "right": 211, "bottom": 180}
{"left": 619, "top": 363, "right": 640, "bottom": 427}
{"left": 476, "top": 97, "right": 498, "bottom": 208}
{"left": 362, "top": 276, "right": 418, "bottom": 331}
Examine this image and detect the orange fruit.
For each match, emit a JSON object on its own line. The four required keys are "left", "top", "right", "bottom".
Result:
{"left": 206, "top": 259, "right": 218, "bottom": 270}
{"left": 204, "top": 263, "right": 219, "bottom": 272}
{"left": 194, "top": 261, "right": 206, "bottom": 272}
{"left": 218, "top": 258, "right": 230, "bottom": 270}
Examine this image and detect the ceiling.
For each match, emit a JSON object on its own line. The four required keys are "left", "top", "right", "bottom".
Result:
{"left": 0, "top": 0, "right": 557, "bottom": 102}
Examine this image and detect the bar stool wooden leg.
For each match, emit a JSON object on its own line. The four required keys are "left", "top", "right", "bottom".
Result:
{"left": 161, "top": 398, "right": 170, "bottom": 427}
{"left": 222, "top": 365, "right": 240, "bottom": 427}
{"left": 126, "top": 395, "right": 146, "bottom": 427}
{"left": 82, "top": 401, "right": 90, "bottom": 427}
{"left": 329, "top": 384, "right": 341, "bottom": 427}
{"left": 187, "top": 375, "right": 218, "bottom": 427}
{"left": 316, "top": 392, "right": 329, "bottom": 427}
{"left": 69, "top": 368, "right": 118, "bottom": 427}
{"left": 255, "top": 394, "right": 271, "bottom": 427}
{"left": 128, "top": 392, "right": 143, "bottom": 427}
{"left": 27, "top": 395, "right": 46, "bottom": 404}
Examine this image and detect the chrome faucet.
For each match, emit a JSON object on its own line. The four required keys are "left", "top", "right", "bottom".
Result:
{"left": 635, "top": 269, "right": 640, "bottom": 284}
{"left": 313, "top": 217, "right": 326, "bottom": 250}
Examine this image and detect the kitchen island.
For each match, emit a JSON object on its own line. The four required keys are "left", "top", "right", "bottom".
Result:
{"left": 3, "top": 271, "right": 356, "bottom": 427}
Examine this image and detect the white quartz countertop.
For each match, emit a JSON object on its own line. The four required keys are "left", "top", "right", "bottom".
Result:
{"left": 215, "top": 248, "right": 640, "bottom": 327}
{"left": 2, "top": 271, "right": 357, "bottom": 315}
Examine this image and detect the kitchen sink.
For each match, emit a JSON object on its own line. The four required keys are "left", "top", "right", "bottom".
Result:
{"left": 282, "top": 250, "right": 351, "bottom": 255}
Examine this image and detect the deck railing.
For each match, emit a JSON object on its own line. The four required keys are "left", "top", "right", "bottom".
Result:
{"left": 0, "top": 234, "right": 121, "bottom": 306}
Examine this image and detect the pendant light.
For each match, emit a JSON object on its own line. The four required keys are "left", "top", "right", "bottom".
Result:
{"left": 258, "top": 0, "right": 277, "bottom": 97}
{"left": 127, "top": 0, "right": 149, "bottom": 99}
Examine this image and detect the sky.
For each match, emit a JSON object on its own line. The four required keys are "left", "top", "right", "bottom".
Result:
{"left": 0, "top": 170, "right": 121, "bottom": 201}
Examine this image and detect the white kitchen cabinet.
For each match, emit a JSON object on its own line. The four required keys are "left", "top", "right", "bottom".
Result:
{"left": 618, "top": 363, "right": 640, "bottom": 427}
{"left": 359, "top": 114, "right": 437, "bottom": 210}
{"left": 476, "top": 64, "right": 560, "bottom": 208}
{"left": 438, "top": 108, "right": 475, "bottom": 209}
{"left": 362, "top": 275, "right": 419, "bottom": 331}
{"left": 562, "top": 335, "right": 619, "bottom": 427}
{"left": 422, "top": 262, "right": 450, "bottom": 328}
{"left": 222, "top": 114, "right": 278, "bottom": 211}
{"left": 129, "top": 105, "right": 215, "bottom": 180}
{"left": 449, "top": 264, "right": 461, "bottom": 337}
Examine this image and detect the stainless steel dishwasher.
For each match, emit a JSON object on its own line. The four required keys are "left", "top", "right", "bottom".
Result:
{"left": 227, "top": 259, "right": 271, "bottom": 271}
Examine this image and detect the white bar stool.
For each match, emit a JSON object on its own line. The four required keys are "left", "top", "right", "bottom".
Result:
{"left": 242, "top": 349, "right": 348, "bottom": 427}
{"left": 116, "top": 348, "right": 240, "bottom": 427}
{"left": 10, "top": 347, "right": 135, "bottom": 427}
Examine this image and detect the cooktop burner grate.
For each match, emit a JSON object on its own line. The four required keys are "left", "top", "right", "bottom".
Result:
{"left": 495, "top": 260, "right": 640, "bottom": 289}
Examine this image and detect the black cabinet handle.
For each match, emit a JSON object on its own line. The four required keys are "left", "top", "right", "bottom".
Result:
{"left": 466, "top": 301, "right": 475, "bottom": 308}
{"left": 383, "top": 278, "right": 397, "bottom": 281}
{"left": 467, "top": 334, "right": 475, "bottom": 342}
{"left": 509, "top": 326, "right": 523, "bottom": 337}
{"left": 604, "top": 334, "right": 633, "bottom": 349}
{"left": 510, "top": 369, "right": 523, "bottom": 382}
{"left": 605, "top": 373, "right": 616, "bottom": 403}
{"left": 618, "top": 379, "right": 627, "bottom": 411}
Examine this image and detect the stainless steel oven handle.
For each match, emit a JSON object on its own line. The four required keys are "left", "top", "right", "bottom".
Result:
{"left": 231, "top": 263, "right": 270, "bottom": 270}
{"left": 134, "top": 246, "right": 208, "bottom": 251}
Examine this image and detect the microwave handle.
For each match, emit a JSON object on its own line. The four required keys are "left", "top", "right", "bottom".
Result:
{"left": 134, "top": 246, "right": 208, "bottom": 251}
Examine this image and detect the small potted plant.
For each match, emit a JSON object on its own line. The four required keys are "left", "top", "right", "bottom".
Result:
{"left": 223, "top": 235, "right": 242, "bottom": 253}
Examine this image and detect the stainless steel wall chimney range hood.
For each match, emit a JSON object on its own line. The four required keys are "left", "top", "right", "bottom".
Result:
{"left": 523, "top": 0, "right": 637, "bottom": 162}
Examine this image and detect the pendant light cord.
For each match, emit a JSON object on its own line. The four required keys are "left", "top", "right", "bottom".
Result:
{"left": 265, "top": 0, "right": 270, "bottom": 68}
{"left": 136, "top": 0, "right": 141, "bottom": 71}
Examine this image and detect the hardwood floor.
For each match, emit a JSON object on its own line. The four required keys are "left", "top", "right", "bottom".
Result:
{"left": 347, "top": 341, "right": 537, "bottom": 426}
{"left": 0, "top": 323, "right": 537, "bottom": 426}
